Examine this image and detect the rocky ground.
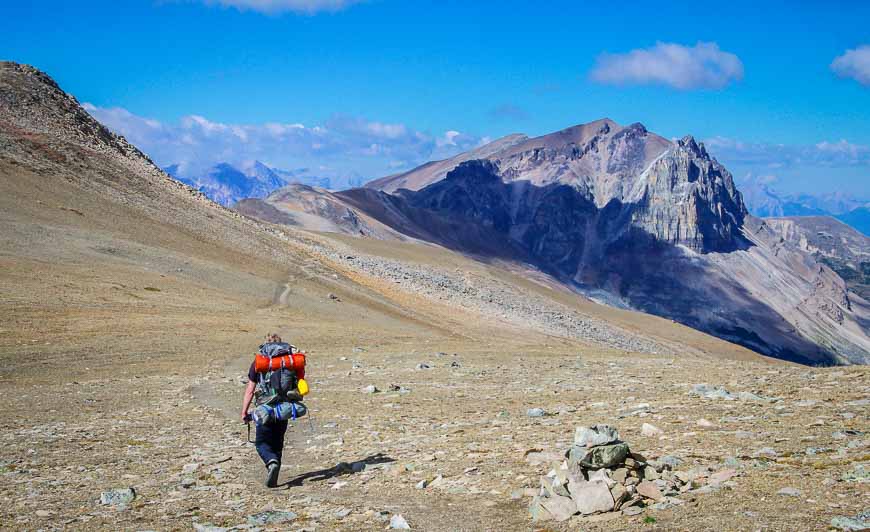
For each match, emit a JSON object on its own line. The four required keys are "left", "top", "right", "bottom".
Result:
{"left": 2, "top": 226, "right": 868, "bottom": 531}
{"left": 2, "top": 338, "right": 869, "bottom": 531}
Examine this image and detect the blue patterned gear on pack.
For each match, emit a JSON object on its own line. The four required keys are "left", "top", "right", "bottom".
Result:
{"left": 252, "top": 401, "right": 307, "bottom": 425}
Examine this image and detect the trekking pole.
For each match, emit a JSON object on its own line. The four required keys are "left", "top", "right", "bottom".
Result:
{"left": 244, "top": 414, "right": 255, "bottom": 444}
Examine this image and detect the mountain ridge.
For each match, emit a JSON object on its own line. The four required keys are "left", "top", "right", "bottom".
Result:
{"left": 249, "top": 119, "right": 870, "bottom": 364}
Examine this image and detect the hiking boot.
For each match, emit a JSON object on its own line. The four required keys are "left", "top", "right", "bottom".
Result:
{"left": 265, "top": 460, "right": 280, "bottom": 488}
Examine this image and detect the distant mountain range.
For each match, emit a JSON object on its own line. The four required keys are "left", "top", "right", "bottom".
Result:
{"left": 163, "top": 161, "right": 366, "bottom": 206}
{"left": 738, "top": 178, "right": 870, "bottom": 236}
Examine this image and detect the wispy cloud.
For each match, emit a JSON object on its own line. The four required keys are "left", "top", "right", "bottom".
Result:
{"left": 590, "top": 42, "right": 744, "bottom": 90}
{"left": 831, "top": 45, "right": 870, "bottom": 86}
{"left": 83, "top": 104, "right": 480, "bottom": 179}
{"left": 704, "top": 136, "right": 870, "bottom": 168}
{"left": 196, "top": 0, "right": 361, "bottom": 15}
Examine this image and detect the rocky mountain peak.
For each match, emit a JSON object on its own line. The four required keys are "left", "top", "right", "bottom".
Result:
{"left": 677, "top": 135, "right": 709, "bottom": 158}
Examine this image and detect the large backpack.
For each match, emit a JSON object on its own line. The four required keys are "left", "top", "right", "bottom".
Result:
{"left": 254, "top": 342, "right": 301, "bottom": 407}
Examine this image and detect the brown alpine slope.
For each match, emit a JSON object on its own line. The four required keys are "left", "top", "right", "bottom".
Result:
{"left": 1, "top": 62, "right": 868, "bottom": 531}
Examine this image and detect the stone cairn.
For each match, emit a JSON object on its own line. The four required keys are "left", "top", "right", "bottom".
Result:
{"left": 529, "top": 424, "right": 736, "bottom": 522}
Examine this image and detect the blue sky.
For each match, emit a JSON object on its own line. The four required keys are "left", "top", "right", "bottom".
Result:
{"left": 2, "top": 0, "right": 869, "bottom": 196}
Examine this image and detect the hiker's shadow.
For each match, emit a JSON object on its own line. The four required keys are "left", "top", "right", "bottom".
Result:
{"left": 280, "top": 453, "right": 395, "bottom": 488}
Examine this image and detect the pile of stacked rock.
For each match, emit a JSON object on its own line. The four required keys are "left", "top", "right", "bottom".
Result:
{"left": 529, "top": 424, "right": 737, "bottom": 522}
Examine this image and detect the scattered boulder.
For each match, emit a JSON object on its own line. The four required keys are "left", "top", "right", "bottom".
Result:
{"left": 689, "top": 383, "right": 773, "bottom": 402}
{"left": 99, "top": 488, "right": 136, "bottom": 509}
{"left": 526, "top": 408, "right": 546, "bottom": 418}
{"left": 575, "top": 425, "right": 620, "bottom": 447}
{"left": 831, "top": 509, "right": 870, "bottom": 531}
{"left": 571, "top": 442, "right": 630, "bottom": 470}
{"left": 776, "top": 487, "right": 801, "bottom": 497}
{"left": 541, "top": 493, "right": 578, "bottom": 521}
{"left": 752, "top": 447, "right": 779, "bottom": 459}
{"left": 636, "top": 480, "right": 663, "bottom": 501}
{"left": 650, "top": 455, "right": 682, "bottom": 471}
{"left": 389, "top": 514, "right": 411, "bottom": 529}
{"left": 247, "top": 510, "right": 297, "bottom": 525}
{"left": 193, "top": 523, "right": 229, "bottom": 532}
{"left": 362, "top": 385, "right": 379, "bottom": 394}
{"left": 622, "top": 505, "right": 644, "bottom": 516}
{"left": 708, "top": 469, "right": 737, "bottom": 486}
{"left": 569, "top": 479, "right": 614, "bottom": 515}
{"left": 842, "top": 464, "right": 869, "bottom": 483}
{"left": 641, "top": 423, "right": 663, "bottom": 437}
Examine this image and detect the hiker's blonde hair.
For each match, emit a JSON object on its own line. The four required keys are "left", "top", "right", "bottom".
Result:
{"left": 265, "top": 333, "right": 282, "bottom": 343}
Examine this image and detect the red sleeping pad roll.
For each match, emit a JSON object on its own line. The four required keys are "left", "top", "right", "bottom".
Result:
{"left": 254, "top": 352, "right": 305, "bottom": 379}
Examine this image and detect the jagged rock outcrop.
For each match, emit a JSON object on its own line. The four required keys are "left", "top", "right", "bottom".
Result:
{"left": 630, "top": 136, "right": 747, "bottom": 252}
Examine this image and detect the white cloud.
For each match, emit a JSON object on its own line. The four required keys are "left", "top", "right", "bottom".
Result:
{"left": 198, "top": 0, "right": 360, "bottom": 14}
{"left": 84, "top": 104, "right": 479, "bottom": 180}
{"left": 831, "top": 45, "right": 870, "bottom": 86}
{"left": 590, "top": 42, "right": 744, "bottom": 90}
{"left": 705, "top": 136, "right": 870, "bottom": 168}
{"left": 436, "top": 130, "right": 461, "bottom": 147}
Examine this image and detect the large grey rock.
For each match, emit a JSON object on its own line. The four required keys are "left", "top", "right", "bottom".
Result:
{"left": 569, "top": 442, "right": 630, "bottom": 470}
{"left": 99, "top": 488, "right": 136, "bottom": 508}
{"left": 641, "top": 423, "right": 663, "bottom": 437}
{"left": 193, "top": 524, "right": 229, "bottom": 532}
{"left": 831, "top": 509, "right": 870, "bottom": 531}
{"left": 636, "top": 480, "right": 663, "bottom": 501}
{"left": 649, "top": 455, "right": 683, "bottom": 471}
{"left": 540, "top": 493, "right": 578, "bottom": 522}
{"left": 574, "top": 425, "right": 620, "bottom": 447}
{"left": 541, "top": 475, "right": 570, "bottom": 498}
{"left": 247, "top": 510, "right": 297, "bottom": 525}
{"left": 777, "top": 487, "right": 801, "bottom": 497}
{"left": 569, "top": 480, "right": 614, "bottom": 515}
{"left": 529, "top": 496, "right": 550, "bottom": 522}
{"left": 389, "top": 514, "right": 411, "bottom": 529}
{"left": 842, "top": 464, "right": 869, "bottom": 483}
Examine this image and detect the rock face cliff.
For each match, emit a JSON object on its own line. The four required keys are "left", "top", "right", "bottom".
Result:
{"left": 630, "top": 136, "right": 747, "bottom": 253}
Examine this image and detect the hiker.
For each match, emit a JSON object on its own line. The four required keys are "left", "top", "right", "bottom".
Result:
{"left": 241, "top": 333, "right": 308, "bottom": 487}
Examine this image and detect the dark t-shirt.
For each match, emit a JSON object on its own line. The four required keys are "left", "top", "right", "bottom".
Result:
{"left": 248, "top": 362, "right": 257, "bottom": 383}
